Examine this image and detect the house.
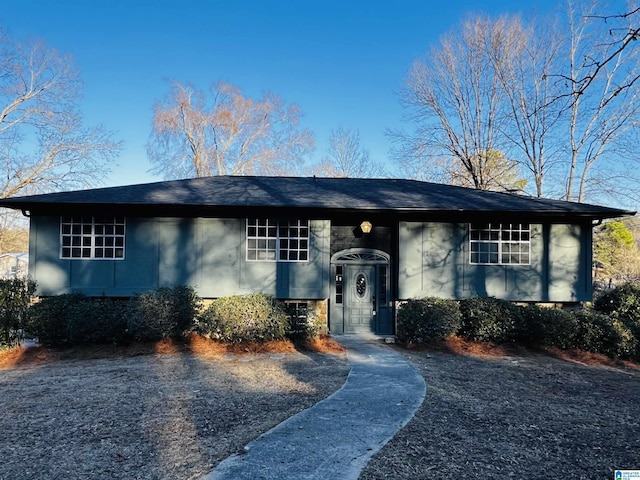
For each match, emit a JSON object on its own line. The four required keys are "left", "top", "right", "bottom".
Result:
{"left": 0, "top": 253, "right": 29, "bottom": 280}
{"left": 0, "top": 176, "right": 633, "bottom": 335}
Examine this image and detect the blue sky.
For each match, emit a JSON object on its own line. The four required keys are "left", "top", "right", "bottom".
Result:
{"left": 1, "top": 0, "right": 561, "bottom": 187}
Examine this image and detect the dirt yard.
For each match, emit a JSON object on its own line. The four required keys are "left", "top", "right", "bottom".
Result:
{"left": 0, "top": 337, "right": 350, "bottom": 480}
{"left": 361, "top": 340, "right": 640, "bottom": 480}
{"left": 1, "top": 337, "right": 638, "bottom": 480}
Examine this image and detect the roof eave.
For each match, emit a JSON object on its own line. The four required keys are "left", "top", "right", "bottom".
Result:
{"left": 2, "top": 201, "right": 634, "bottom": 222}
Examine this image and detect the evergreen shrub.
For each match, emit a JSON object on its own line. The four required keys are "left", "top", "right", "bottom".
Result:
{"left": 28, "top": 293, "right": 129, "bottom": 346}
{"left": 397, "top": 297, "right": 461, "bottom": 343}
{"left": 519, "top": 304, "right": 579, "bottom": 349}
{"left": 28, "top": 293, "right": 85, "bottom": 347}
{"left": 573, "top": 309, "right": 637, "bottom": 359}
{"left": 594, "top": 283, "right": 640, "bottom": 358}
{"left": 127, "top": 286, "right": 200, "bottom": 341}
{"left": 0, "top": 278, "right": 36, "bottom": 347}
{"left": 198, "top": 293, "right": 288, "bottom": 343}
{"left": 458, "top": 297, "right": 523, "bottom": 344}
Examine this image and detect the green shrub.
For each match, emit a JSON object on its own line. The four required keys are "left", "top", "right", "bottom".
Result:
{"left": 593, "top": 283, "right": 640, "bottom": 358}
{"left": 519, "top": 305, "right": 579, "bottom": 349}
{"left": 29, "top": 293, "right": 85, "bottom": 347}
{"left": 0, "top": 278, "right": 36, "bottom": 347}
{"left": 397, "top": 297, "right": 461, "bottom": 343}
{"left": 67, "top": 297, "right": 129, "bottom": 345}
{"left": 458, "top": 297, "right": 523, "bottom": 344}
{"left": 198, "top": 294, "right": 288, "bottom": 343}
{"left": 127, "top": 286, "right": 200, "bottom": 342}
{"left": 28, "top": 294, "right": 129, "bottom": 346}
{"left": 573, "top": 309, "right": 637, "bottom": 359}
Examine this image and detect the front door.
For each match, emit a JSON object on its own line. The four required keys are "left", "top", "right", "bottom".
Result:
{"left": 345, "top": 265, "right": 376, "bottom": 333}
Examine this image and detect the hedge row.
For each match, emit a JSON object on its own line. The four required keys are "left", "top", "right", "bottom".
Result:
{"left": 24, "top": 287, "right": 318, "bottom": 347}
{"left": 398, "top": 283, "right": 640, "bottom": 361}
{"left": 0, "top": 279, "right": 36, "bottom": 348}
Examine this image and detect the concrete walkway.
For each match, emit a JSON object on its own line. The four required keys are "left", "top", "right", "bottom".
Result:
{"left": 204, "top": 335, "right": 426, "bottom": 480}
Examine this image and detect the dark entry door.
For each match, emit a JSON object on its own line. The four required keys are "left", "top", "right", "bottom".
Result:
{"left": 345, "top": 265, "right": 376, "bottom": 333}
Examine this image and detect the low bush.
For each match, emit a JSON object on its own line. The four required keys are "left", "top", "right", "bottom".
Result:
{"left": 0, "top": 279, "right": 36, "bottom": 347}
{"left": 397, "top": 297, "right": 461, "bottom": 343}
{"left": 198, "top": 293, "right": 288, "bottom": 343}
{"left": 127, "top": 286, "right": 200, "bottom": 342}
{"left": 573, "top": 309, "right": 637, "bottom": 359}
{"left": 28, "top": 293, "right": 129, "bottom": 347}
{"left": 594, "top": 282, "right": 640, "bottom": 320}
{"left": 594, "top": 283, "right": 640, "bottom": 358}
{"left": 458, "top": 297, "right": 523, "bottom": 344}
{"left": 519, "top": 305, "right": 579, "bottom": 349}
{"left": 29, "top": 293, "right": 85, "bottom": 347}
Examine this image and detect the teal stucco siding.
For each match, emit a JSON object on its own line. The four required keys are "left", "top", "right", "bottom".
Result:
{"left": 29, "top": 216, "right": 330, "bottom": 299}
{"left": 398, "top": 221, "right": 592, "bottom": 303}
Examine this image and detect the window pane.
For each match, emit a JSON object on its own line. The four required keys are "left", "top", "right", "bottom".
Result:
{"left": 469, "top": 223, "right": 529, "bottom": 265}
{"left": 247, "top": 218, "right": 309, "bottom": 262}
{"left": 60, "top": 216, "right": 126, "bottom": 260}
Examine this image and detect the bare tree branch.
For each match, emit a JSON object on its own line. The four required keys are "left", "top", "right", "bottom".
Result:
{"left": 147, "top": 81, "right": 315, "bottom": 178}
{"left": 0, "top": 28, "right": 121, "bottom": 199}
{"left": 308, "top": 127, "right": 386, "bottom": 178}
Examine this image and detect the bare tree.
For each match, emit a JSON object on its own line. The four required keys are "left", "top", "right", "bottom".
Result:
{"left": 394, "top": 6, "right": 640, "bottom": 205}
{"left": 445, "top": 150, "right": 528, "bottom": 192}
{"left": 147, "top": 81, "right": 315, "bottom": 178}
{"left": 391, "top": 15, "right": 524, "bottom": 191}
{"left": 488, "top": 14, "right": 566, "bottom": 198}
{"left": 558, "top": 0, "right": 640, "bottom": 203}
{"left": 309, "top": 127, "right": 386, "bottom": 178}
{"left": 0, "top": 29, "right": 121, "bottom": 198}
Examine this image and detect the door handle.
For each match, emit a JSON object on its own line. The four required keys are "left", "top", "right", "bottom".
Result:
{"left": 372, "top": 294, "right": 376, "bottom": 314}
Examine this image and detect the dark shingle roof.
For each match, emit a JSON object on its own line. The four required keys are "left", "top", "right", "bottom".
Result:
{"left": 0, "top": 176, "right": 633, "bottom": 220}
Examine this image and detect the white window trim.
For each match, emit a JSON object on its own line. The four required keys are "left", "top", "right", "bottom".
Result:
{"left": 246, "top": 218, "right": 309, "bottom": 263}
{"left": 60, "top": 216, "right": 126, "bottom": 260}
{"left": 469, "top": 223, "right": 531, "bottom": 265}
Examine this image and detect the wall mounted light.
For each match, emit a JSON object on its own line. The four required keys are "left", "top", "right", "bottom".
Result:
{"left": 360, "top": 220, "right": 373, "bottom": 234}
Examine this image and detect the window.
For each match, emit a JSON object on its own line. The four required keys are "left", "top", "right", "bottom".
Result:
{"left": 335, "top": 265, "right": 344, "bottom": 304}
{"left": 246, "top": 219, "right": 309, "bottom": 262}
{"left": 61, "top": 216, "right": 125, "bottom": 259}
{"left": 469, "top": 223, "right": 530, "bottom": 265}
{"left": 378, "top": 265, "right": 388, "bottom": 305}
